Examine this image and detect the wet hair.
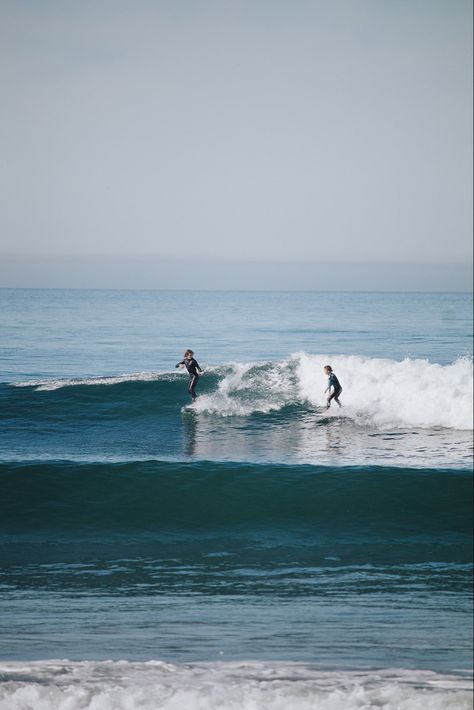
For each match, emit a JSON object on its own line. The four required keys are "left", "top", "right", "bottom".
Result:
{"left": 184, "top": 349, "right": 194, "bottom": 357}
{"left": 324, "top": 365, "right": 332, "bottom": 372}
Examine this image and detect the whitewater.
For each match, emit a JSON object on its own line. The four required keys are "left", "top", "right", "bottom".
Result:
{"left": 0, "top": 661, "right": 471, "bottom": 710}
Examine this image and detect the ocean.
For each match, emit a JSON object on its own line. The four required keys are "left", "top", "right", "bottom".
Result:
{"left": 0, "top": 288, "right": 472, "bottom": 709}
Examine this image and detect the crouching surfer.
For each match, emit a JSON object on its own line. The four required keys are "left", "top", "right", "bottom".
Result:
{"left": 324, "top": 365, "right": 342, "bottom": 409}
{"left": 176, "top": 349, "right": 203, "bottom": 402}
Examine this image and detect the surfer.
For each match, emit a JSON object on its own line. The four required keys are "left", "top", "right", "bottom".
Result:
{"left": 176, "top": 349, "right": 203, "bottom": 402}
{"left": 324, "top": 365, "right": 342, "bottom": 409}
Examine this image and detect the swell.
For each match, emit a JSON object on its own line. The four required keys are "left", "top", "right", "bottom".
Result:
{"left": 0, "top": 460, "right": 471, "bottom": 534}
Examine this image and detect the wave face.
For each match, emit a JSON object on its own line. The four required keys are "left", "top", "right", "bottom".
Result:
{"left": 0, "top": 661, "right": 471, "bottom": 710}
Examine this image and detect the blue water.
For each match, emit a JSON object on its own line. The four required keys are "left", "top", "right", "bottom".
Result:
{"left": 1, "top": 290, "right": 471, "bottom": 380}
{"left": 0, "top": 289, "right": 472, "bottom": 682}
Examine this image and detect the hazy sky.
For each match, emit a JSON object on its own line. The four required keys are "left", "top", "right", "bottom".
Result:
{"left": 0, "top": 0, "right": 472, "bottom": 287}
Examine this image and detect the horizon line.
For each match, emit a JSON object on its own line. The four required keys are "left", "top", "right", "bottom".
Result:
{"left": 1, "top": 287, "right": 472, "bottom": 294}
{"left": 1, "top": 254, "right": 472, "bottom": 266}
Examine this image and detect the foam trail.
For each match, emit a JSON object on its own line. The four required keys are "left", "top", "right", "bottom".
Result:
{"left": 0, "top": 661, "right": 471, "bottom": 710}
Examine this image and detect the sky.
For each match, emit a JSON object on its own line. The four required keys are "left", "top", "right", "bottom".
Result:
{"left": 0, "top": 0, "right": 472, "bottom": 289}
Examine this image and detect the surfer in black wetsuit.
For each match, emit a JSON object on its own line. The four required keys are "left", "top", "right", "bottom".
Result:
{"left": 324, "top": 365, "right": 342, "bottom": 409}
{"left": 176, "top": 349, "right": 203, "bottom": 402}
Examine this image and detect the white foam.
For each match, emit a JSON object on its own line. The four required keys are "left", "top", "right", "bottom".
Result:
{"left": 192, "top": 360, "right": 295, "bottom": 416}
{"left": 296, "top": 353, "right": 473, "bottom": 430}
{"left": 193, "top": 354, "right": 473, "bottom": 430}
{"left": 0, "top": 660, "right": 470, "bottom": 710}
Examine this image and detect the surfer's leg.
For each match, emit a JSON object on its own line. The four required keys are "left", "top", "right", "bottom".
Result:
{"left": 327, "top": 389, "right": 342, "bottom": 408}
{"left": 188, "top": 374, "right": 199, "bottom": 401}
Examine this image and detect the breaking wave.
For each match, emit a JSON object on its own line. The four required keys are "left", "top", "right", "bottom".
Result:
{"left": 11, "top": 353, "right": 473, "bottom": 430}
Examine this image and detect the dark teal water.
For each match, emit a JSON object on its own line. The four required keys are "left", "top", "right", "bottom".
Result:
{"left": 0, "top": 289, "right": 472, "bottom": 676}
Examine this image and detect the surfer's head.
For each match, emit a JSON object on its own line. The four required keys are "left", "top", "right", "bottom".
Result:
{"left": 184, "top": 349, "right": 194, "bottom": 358}
{"left": 324, "top": 365, "right": 332, "bottom": 374}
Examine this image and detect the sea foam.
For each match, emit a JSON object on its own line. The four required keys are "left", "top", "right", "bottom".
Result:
{"left": 0, "top": 661, "right": 471, "bottom": 710}
{"left": 296, "top": 353, "right": 473, "bottom": 430}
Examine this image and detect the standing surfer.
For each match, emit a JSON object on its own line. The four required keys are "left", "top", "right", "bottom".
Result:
{"left": 176, "top": 349, "right": 203, "bottom": 402}
{"left": 324, "top": 365, "right": 342, "bottom": 409}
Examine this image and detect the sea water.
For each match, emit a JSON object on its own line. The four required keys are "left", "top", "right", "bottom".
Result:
{"left": 0, "top": 289, "right": 472, "bottom": 709}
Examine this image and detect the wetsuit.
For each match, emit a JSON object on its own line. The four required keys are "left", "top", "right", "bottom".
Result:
{"left": 326, "top": 372, "right": 342, "bottom": 407}
{"left": 176, "top": 358, "right": 202, "bottom": 401}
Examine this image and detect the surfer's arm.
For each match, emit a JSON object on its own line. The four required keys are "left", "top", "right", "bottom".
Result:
{"left": 194, "top": 360, "right": 203, "bottom": 373}
{"left": 175, "top": 360, "right": 185, "bottom": 368}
